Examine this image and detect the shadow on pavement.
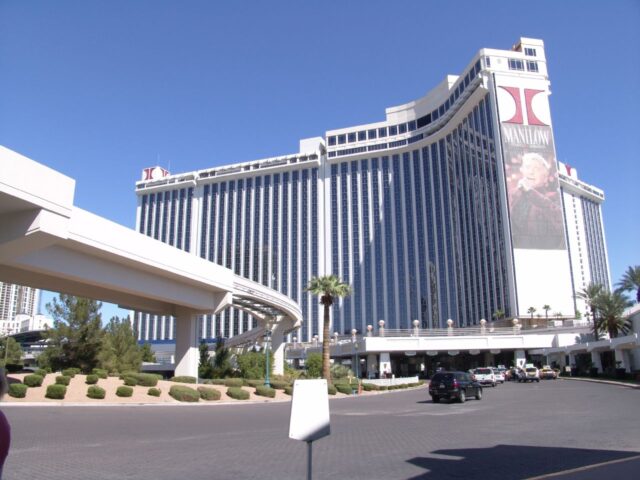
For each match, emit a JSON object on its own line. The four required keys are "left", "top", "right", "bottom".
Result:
{"left": 406, "top": 444, "right": 639, "bottom": 479}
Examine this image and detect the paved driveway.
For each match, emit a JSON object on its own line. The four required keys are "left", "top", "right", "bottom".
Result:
{"left": 3, "top": 380, "right": 640, "bottom": 479}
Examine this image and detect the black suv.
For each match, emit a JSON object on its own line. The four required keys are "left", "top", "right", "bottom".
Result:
{"left": 428, "top": 371, "right": 482, "bottom": 403}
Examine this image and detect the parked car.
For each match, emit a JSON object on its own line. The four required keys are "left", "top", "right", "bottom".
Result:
{"left": 518, "top": 367, "right": 540, "bottom": 382}
{"left": 474, "top": 367, "right": 497, "bottom": 387}
{"left": 429, "top": 371, "right": 483, "bottom": 403}
{"left": 493, "top": 368, "right": 506, "bottom": 384}
{"left": 540, "top": 366, "right": 557, "bottom": 380}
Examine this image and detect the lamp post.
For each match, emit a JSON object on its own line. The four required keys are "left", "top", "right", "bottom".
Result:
{"left": 264, "top": 328, "right": 272, "bottom": 387}
{"left": 3, "top": 328, "right": 12, "bottom": 367}
{"left": 351, "top": 329, "right": 359, "bottom": 380}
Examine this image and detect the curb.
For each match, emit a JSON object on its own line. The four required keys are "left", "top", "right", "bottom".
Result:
{"left": 559, "top": 376, "right": 640, "bottom": 389}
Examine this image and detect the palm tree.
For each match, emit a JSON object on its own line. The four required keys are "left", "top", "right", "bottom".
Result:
{"left": 576, "top": 283, "right": 604, "bottom": 341}
{"left": 305, "top": 275, "right": 352, "bottom": 381}
{"left": 595, "top": 290, "right": 632, "bottom": 338}
{"left": 527, "top": 307, "right": 536, "bottom": 319}
{"left": 542, "top": 305, "right": 551, "bottom": 319}
{"left": 493, "top": 309, "right": 505, "bottom": 322}
{"left": 616, "top": 265, "right": 640, "bottom": 303}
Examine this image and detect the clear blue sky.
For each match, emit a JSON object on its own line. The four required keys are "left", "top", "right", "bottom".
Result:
{"left": 1, "top": 0, "right": 638, "bottom": 321}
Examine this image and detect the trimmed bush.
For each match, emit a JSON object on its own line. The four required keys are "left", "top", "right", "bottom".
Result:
{"left": 398, "top": 383, "right": 408, "bottom": 389}
{"left": 226, "top": 387, "right": 250, "bottom": 400}
{"left": 24, "top": 374, "right": 44, "bottom": 388}
{"left": 35, "top": 368, "right": 49, "bottom": 378}
{"left": 335, "top": 384, "right": 356, "bottom": 395}
{"left": 206, "top": 379, "right": 226, "bottom": 385}
{"left": 123, "top": 376, "right": 138, "bottom": 386}
{"left": 169, "top": 385, "right": 200, "bottom": 402}
{"left": 55, "top": 375, "right": 71, "bottom": 386}
{"left": 378, "top": 385, "right": 388, "bottom": 391}
{"left": 45, "top": 384, "right": 67, "bottom": 399}
{"left": 269, "top": 380, "right": 289, "bottom": 390}
{"left": 284, "top": 385, "right": 293, "bottom": 396}
{"left": 327, "top": 385, "right": 337, "bottom": 395}
{"left": 255, "top": 385, "right": 276, "bottom": 398}
{"left": 8, "top": 383, "right": 28, "bottom": 398}
{"left": 116, "top": 386, "right": 133, "bottom": 397}
{"left": 245, "top": 379, "right": 263, "bottom": 388}
{"left": 85, "top": 374, "right": 99, "bottom": 385}
{"left": 148, "top": 387, "right": 161, "bottom": 397}
{"left": 124, "top": 373, "right": 158, "bottom": 387}
{"left": 198, "top": 386, "right": 221, "bottom": 401}
{"left": 92, "top": 368, "right": 108, "bottom": 379}
{"left": 170, "top": 376, "right": 196, "bottom": 384}
{"left": 87, "top": 385, "right": 106, "bottom": 399}
{"left": 224, "top": 378, "right": 243, "bottom": 387}
{"left": 362, "top": 383, "right": 379, "bottom": 391}
{"left": 62, "top": 368, "right": 80, "bottom": 378}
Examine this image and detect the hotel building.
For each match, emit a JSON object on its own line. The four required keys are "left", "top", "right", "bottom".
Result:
{"left": 0, "top": 282, "right": 40, "bottom": 336}
{"left": 133, "top": 38, "right": 610, "bottom": 345}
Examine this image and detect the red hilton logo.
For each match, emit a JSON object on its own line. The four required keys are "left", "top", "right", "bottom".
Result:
{"left": 499, "top": 86, "right": 548, "bottom": 126}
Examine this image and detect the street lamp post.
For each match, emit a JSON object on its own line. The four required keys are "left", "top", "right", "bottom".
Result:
{"left": 264, "top": 328, "right": 272, "bottom": 388}
{"left": 351, "top": 329, "right": 359, "bottom": 380}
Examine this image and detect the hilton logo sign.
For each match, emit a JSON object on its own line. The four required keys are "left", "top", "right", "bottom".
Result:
{"left": 499, "top": 86, "right": 549, "bottom": 126}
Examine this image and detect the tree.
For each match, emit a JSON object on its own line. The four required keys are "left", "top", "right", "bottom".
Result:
{"left": 40, "top": 294, "right": 103, "bottom": 373}
{"left": 576, "top": 283, "right": 604, "bottom": 341}
{"left": 0, "top": 336, "right": 23, "bottom": 368}
{"left": 595, "top": 290, "right": 632, "bottom": 338}
{"left": 140, "top": 342, "right": 156, "bottom": 362}
{"left": 97, "top": 316, "right": 142, "bottom": 374}
{"left": 616, "top": 265, "right": 640, "bottom": 303}
{"left": 493, "top": 310, "right": 505, "bottom": 322}
{"left": 305, "top": 275, "right": 352, "bottom": 381}
{"left": 198, "top": 340, "right": 214, "bottom": 379}
{"left": 304, "top": 352, "right": 323, "bottom": 378}
{"left": 211, "top": 338, "right": 232, "bottom": 378}
{"left": 542, "top": 305, "right": 551, "bottom": 319}
{"left": 236, "top": 350, "right": 273, "bottom": 379}
{"left": 527, "top": 307, "right": 536, "bottom": 319}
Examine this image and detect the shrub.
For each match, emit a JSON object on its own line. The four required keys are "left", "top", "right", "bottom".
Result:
{"left": 330, "top": 364, "right": 353, "bottom": 380}
{"left": 170, "top": 376, "right": 196, "bottom": 384}
{"left": 123, "top": 376, "right": 138, "bottom": 386}
{"left": 327, "top": 384, "right": 337, "bottom": 395}
{"left": 92, "top": 368, "right": 108, "bottom": 379}
{"left": 116, "top": 386, "right": 133, "bottom": 397}
{"left": 24, "top": 374, "right": 44, "bottom": 388}
{"left": 226, "top": 387, "right": 250, "bottom": 400}
{"left": 148, "top": 387, "right": 161, "bottom": 397}
{"left": 198, "top": 386, "right": 221, "bottom": 401}
{"left": 305, "top": 353, "right": 322, "bottom": 378}
{"left": 284, "top": 385, "right": 293, "bottom": 396}
{"left": 378, "top": 385, "right": 388, "bottom": 391}
{"left": 62, "top": 368, "right": 80, "bottom": 378}
{"left": 35, "top": 368, "right": 49, "bottom": 378}
{"left": 207, "top": 379, "right": 226, "bottom": 385}
{"left": 8, "top": 383, "right": 28, "bottom": 398}
{"left": 224, "top": 378, "right": 244, "bottom": 387}
{"left": 87, "top": 386, "right": 106, "bottom": 399}
{"left": 55, "top": 375, "right": 71, "bottom": 386}
{"left": 85, "top": 374, "right": 99, "bottom": 385}
{"left": 398, "top": 383, "right": 408, "bottom": 389}
{"left": 269, "top": 380, "right": 289, "bottom": 390}
{"left": 245, "top": 379, "right": 263, "bottom": 387}
{"left": 45, "top": 384, "right": 67, "bottom": 399}
{"left": 128, "top": 373, "right": 158, "bottom": 387}
{"left": 255, "top": 385, "right": 276, "bottom": 398}
{"left": 335, "top": 384, "right": 355, "bottom": 395}
{"left": 169, "top": 385, "right": 199, "bottom": 402}
{"left": 362, "top": 383, "right": 379, "bottom": 391}
{"left": 236, "top": 350, "right": 273, "bottom": 380}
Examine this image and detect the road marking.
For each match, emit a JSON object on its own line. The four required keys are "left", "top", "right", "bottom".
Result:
{"left": 524, "top": 454, "right": 640, "bottom": 479}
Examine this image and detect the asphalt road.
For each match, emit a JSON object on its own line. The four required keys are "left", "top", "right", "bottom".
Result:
{"left": 3, "top": 379, "right": 640, "bottom": 479}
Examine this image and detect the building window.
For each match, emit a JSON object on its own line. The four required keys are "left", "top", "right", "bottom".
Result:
{"left": 368, "top": 129, "right": 377, "bottom": 140}
{"left": 508, "top": 59, "right": 524, "bottom": 71}
{"left": 526, "top": 61, "right": 539, "bottom": 72}
{"left": 389, "top": 125, "right": 398, "bottom": 136}
{"left": 378, "top": 127, "right": 387, "bottom": 138}
{"left": 524, "top": 47, "right": 537, "bottom": 57}
{"left": 338, "top": 134, "right": 346, "bottom": 145}
{"left": 358, "top": 131, "right": 367, "bottom": 141}
{"left": 328, "top": 136, "right": 336, "bottom": 146}
{"left": 348, "top": 132, "right": 356, "bottom": 143}
{"left": 398, "top": 123, "right": 407, "bottom": 134}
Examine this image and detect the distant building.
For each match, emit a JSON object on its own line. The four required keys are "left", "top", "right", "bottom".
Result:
{"left": 132, "top": 37, "right": 610, "bottom": 344}
{"left": 0, "top": 282, "right": 40, "bottom": 335}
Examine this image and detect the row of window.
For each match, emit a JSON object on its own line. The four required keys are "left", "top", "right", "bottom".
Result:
{"left": 508, "top": 58, "right": 539, "bottom": 73}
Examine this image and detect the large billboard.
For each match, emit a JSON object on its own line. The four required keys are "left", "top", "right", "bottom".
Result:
{"left": 498, "top": 86, "right": 565, "bottom": 250}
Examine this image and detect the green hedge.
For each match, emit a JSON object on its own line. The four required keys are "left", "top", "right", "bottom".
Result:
{"left": 24, "top": 374, "right": 44, "bottom": 388}
{"left": 335, "top": 384, "right": 355, "bottom": 395}
{"left": 269, "top": 380, "right": 289, "bottom": 390}
{"left": 92, "top": 368, "right": 108, "bottom": 379}
{"left": 255, "top": 385, "right": 276, "bottom": 398}
{"left": 284, "top": 385, "right": 293, "bottom": 396}
{"left": 87, "top": 386, "right": 106, "bottom": 399}
{"left": 206, "top": 379, "right": 226, "bottom": 385}
{"left": 116, "top": 386, "right": 133, "bottom": 397}
{"left": 62, "top": 368, "right": 80, "bottom": 378}
{"left": 8, "top": 383, "right": 28, "bottom": 398}
{"left": 169, "top": 385, "right": 200, "bottom": 402}
{"left": 226, "top": 387, "right": 250, "bottom": 400}
{"left": 245, "top": 379, "right": 263, "bottom": 388}
{"left": 55, "top": 375, "right": 71, "bottom": 386}
{"left": 35, "top": 368, "right": 49, "bottom": 378}
{"left": 362, "top": 383, "right": 379, "bottom": 391}
{"left": 46, "top": 384, "right": 67, "bottom": 399}
{"left": 170, "top": 376, "right": 196, "bottom": 384}
{"left": 133, "top": 373, "right": 159, "bottom": 387}
{"left": 85, "top": 374, "right": 99, "bottom": 385}
{"left": 378, "top": 385, "right": 388, "bottom": 391}
{"left": 224, "top": 378, "right": 244, "bottom": 387}
{"left": 198, "top": 386, "right": 221, "bottom": 401}
{"left": 148, "top": 387, "right": 161, "bottom": 397}
{"left": 327, "top": 385, "right": 337, "bottom": 395}
{"left": 123, "top": 376, "right": 138, "bottom": 386}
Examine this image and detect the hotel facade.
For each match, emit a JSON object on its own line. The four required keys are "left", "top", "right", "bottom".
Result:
{"left": 133, "top": 38, "right": 610, "bottom": 346}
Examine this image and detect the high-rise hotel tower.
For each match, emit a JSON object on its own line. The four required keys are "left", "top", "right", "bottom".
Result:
{"left": 134, "top": 38, "right": 610, "bottom": 343}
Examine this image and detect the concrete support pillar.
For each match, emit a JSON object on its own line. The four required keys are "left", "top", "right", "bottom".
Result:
{"left": 366, "top": 353, "right": 378, "bottom": 379}
{"left": 271, "top": 318, "right": 287, "bottom": 375}
{"left": 379, "top": 352, "right": 391, "bottom": 377}
{"left": 590, "top": 351, "right": 603, "bottom": 373}
{"left": 514, "top": 349, "right": 526, "bottom": 368}
{"left": 483, "top": 351, "right": 493, "bottom": 366}
{"left": 174, "top": 309, "right": 199, "bottom": 378}
{"left": 568, "top": 353, "right": 576, "bottom": 369}
{"left": 614, "top": 349, "right": 630, "bottom": 372}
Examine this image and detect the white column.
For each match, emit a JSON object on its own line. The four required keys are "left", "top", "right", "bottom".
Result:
{"left": 366, "top": 353, "right": 378, "bottom": 379}
{"left": 271, "top": 318, "right": 286, "bottom": 375}
{"left": 379, "top": 352, "right": 391, "bottom": 377}
{"left": 174, "top": 309, "right": 199, "bottom": 378}
{"left": 514, "top": 349, "right": 526, "bottom": 368}
{"left": 614, "top": 348, "right": 629, "bottom": 372}
{"left": 590, "top": 351, "right": 603, "bottom": 373}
